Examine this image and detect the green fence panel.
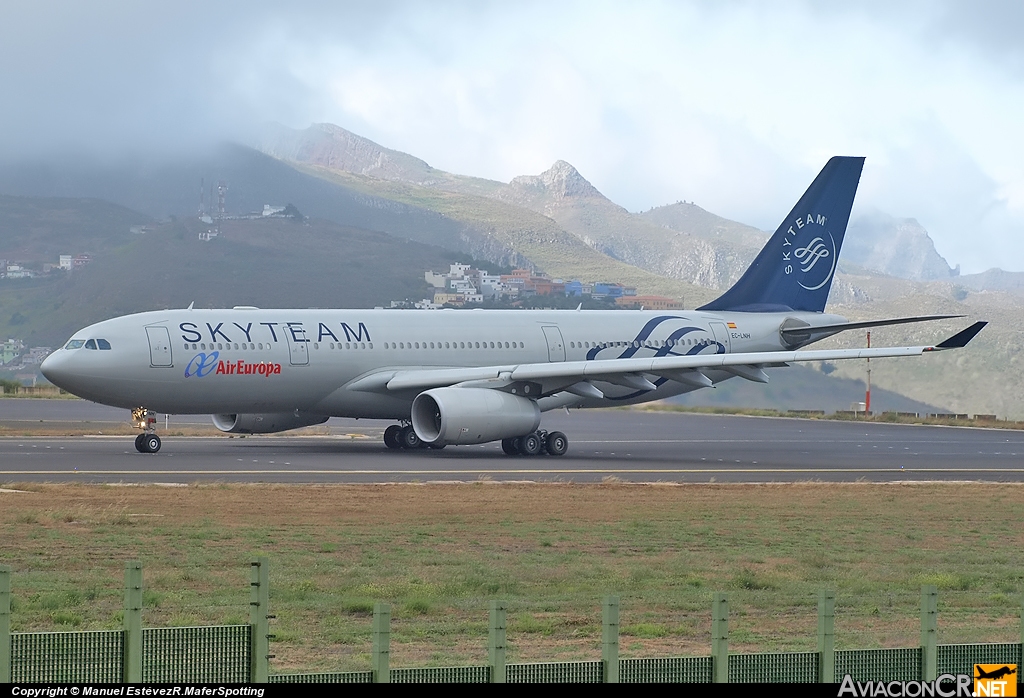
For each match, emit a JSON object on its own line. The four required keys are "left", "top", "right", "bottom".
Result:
{"left": 835, "top": 648, "right": 922, "bottom": 682}
{"left": 269, "top": 671, "right": 374, "bottom": 683}
{"left": 11, "top": 631, "right": 123, "bottom": 683}
{"left": 508, "top": 661, "right": 603, "bottom": 683}
{"left": 729, "top": 651, "right": 819, "bottom": 683}
{"left": 392, "top": 666, "right": 490, "bottom": 683}
{"left": 620, "top": 656, "right": 713, "bottom": 683}
{"left": 937, "top": 643, "right": 1022, "bottom": 678}
{"left": 143, "top": 625, "right": 250, "bottom": 683}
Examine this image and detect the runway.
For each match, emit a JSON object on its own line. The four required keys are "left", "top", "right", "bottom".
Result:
{"left": 1, "top": 400, "right": 1023, "bottom": 483}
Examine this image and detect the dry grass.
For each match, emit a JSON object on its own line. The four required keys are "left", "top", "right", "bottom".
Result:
{"left": 0, "top": 482, "right": 1021, "bottom": 673}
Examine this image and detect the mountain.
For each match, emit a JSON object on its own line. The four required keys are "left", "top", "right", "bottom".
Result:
{"left": 495, "top": 161, "right": 755, "bottom": 289}
{"left": 957, "top": 268, "right": 1024, "bottom": 298}
{"left": 0, "top": 197, "right": 476, "bottom": 348}
{"left": 843, "top": 210, "right": 958, "bottom": 281}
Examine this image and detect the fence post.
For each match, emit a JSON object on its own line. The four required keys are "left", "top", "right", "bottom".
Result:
{"left": 488, "top": 601, "right": 506, "bottom": 684}
{"left": 249, "top": 557, "right": 270, "bottom": 683}
{"left": 123, "top": 561, "right": 143, "bottom": 683}
{"left": 1, "top": 566, "right": 10, "bottom": 684}
{"left": 372, "top": 603, "right": 390, "bottom": 683}
{"left": 818, "top": 589, "right": 835, "bottom": 683}
{"left": 920, "top": 585, "right": 938, "bottom": 681}
{"left": 602, "top": 595, "right": 619, "bottom": 683}
{"left": 712, "top": 593, "right": 728, "bottom": 683}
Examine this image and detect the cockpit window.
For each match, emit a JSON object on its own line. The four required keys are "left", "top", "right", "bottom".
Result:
{"left": 65, "top": 340, "right": 85, "bottom": 350}
{"left": 97, "top": 339, "right": 111, "bottom": 350}
{"left": 84, "top": 339, "right": 97, "bottom": 350}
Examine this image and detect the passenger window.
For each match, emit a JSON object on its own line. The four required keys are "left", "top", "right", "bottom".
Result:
{"left": 85, "top": 339, "right": 97, "bottom": 350}
{"left": 98, "top": 339, "right": 111, "bottom": 350}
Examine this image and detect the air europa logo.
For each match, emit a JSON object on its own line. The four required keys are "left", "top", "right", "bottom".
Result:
{"left": 184, "top": 352, "right": 282, "bottom": 378}
{"left": 782, "top": 213, "right": 838, "bottom": 291}
{"left": 216, "top": 359, "right": 282, "bottom": 377}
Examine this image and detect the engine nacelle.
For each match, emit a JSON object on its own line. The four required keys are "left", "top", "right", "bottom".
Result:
{"left": 212, "top": 412, "right": 329, "bottom": 434}
{"left": 411, "top": 387, "right": 541, "bottom": 446}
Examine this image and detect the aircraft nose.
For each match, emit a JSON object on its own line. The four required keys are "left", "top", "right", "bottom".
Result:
{"left": 40, "top": 351, "right": 71, "bottom": 390}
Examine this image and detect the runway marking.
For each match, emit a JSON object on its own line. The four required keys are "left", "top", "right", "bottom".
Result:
{"left": 4, "top": 468, "right": 1024, "bottom": 476}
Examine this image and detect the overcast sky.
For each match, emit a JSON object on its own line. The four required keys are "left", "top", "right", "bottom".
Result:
{"left": 2, "top": 1, "right": 1022, "bottom": 273}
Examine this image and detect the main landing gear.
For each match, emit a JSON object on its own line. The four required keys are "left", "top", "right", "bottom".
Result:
{"left": 131, "top": 407, "right": 161, "bottom": 453}
{"left": 501, "top": 430, "right": 568, "bottom": 457}
{"left": 382, "top": 424, "right": 566, "bottom": 455}
{"left": 383, "top": 423, "right": 446, "bottom": 450}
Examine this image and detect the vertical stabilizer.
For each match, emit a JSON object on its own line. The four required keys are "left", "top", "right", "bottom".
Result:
{"left": 698, "top": 156, "right": 865, "bottom": 313}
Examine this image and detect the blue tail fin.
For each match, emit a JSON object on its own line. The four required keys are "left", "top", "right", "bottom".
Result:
{"left": 698, "top": 156, "right": 865, "bottom": 313}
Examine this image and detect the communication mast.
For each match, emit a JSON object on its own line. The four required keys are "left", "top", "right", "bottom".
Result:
{"left": 216, "top": 181, "right": 228, "bottom": 233}
{"left": 198, "top": 178, "right": 205, "bottom": 217}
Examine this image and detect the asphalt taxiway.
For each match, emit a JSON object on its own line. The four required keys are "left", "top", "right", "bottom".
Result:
{"left": 1, "top": 400, "right": 1022, "bottom": 483}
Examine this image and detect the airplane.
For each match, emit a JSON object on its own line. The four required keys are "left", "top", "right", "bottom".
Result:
{"left": 40, "top": 156, "right": 986, "bottom": 455}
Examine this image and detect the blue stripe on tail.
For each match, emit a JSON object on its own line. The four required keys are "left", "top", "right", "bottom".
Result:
{"left": 698, "top": 156, "right": 865, "bottom": 313}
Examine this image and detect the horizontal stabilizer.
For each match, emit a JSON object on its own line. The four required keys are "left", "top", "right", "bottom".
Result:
{"left": 933, "top": 321, "right": 987, "bottom": 349}
{"left": 781, "top": 314, "right": 964, "bottom": 344}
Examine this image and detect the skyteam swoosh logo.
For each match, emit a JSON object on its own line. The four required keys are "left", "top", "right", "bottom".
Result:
{"left": 782, "top": 213, "right": 837, "bottom": 292}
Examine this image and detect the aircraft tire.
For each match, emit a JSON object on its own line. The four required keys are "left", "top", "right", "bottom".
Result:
{"left": 144, "top": 435, "right": 161, "bottom": 453}
{"left": 501, "top": 438, "right": 518, "bottom": 456}
{"left": 518, "top": 432, "right": 542, "bottom": 456}
{"left": 399, "top": 425, "right": 422, "bottom": 449}
{"left": 427, "top": 442, "right": 446, "bottom": 450}
{"left": 134, "top": 434, "right": 146, "bottom": 453}
{"left": 545, "top": 431, "right": 568, "bottom": 456}
{"left": 383, "top": 425, "right": 403, "bottom": 450}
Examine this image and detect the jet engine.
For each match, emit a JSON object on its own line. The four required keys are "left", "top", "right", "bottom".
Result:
{"left": 411, "top": 387, "right": 541, "bottom": 446}
{"left": 212, "top": 412, "right": 329, "bottom": 434}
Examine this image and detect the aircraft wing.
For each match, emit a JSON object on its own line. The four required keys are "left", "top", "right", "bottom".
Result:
{"left": 351, "top": 322, "right": 986, "bottom": 396}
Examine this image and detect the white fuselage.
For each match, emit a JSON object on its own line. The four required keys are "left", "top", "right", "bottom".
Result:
{"left": 40, "top": 307, "right": 843, "bottom": 419}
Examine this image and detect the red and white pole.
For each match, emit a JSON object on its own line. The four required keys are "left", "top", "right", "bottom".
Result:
{"left": 865, "top": 331, "right": 871, "bottom": 415}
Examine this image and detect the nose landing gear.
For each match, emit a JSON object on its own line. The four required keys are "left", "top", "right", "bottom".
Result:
{"left": 131, "top": 407, "right": 161, "bottom": 453}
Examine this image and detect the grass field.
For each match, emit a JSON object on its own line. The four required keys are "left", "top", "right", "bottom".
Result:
{"left": 1, "top": 483, "right": 1021, "bottom": 674}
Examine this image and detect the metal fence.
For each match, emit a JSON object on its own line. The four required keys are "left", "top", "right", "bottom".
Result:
{"left": 1, "top": 562, "right": 1021, "bottom": 684}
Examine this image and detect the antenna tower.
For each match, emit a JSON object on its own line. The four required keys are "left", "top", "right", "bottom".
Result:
{"left": 216, "top": 181, "right": 228, "bottom": 232}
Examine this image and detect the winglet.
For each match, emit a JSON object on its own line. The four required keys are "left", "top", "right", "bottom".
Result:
{"left": 933, "top": 321, "right": 987, "bottom": 350}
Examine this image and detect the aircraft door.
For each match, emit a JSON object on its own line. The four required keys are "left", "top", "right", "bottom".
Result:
{"left": 541, "top": 326, "right": 566, "bottom": 362}
{"left": 145, "top": 326, "right": 173, "bottom": 367}
{"left": 709, "top": 322, "right": 732, "bottom": 353}
{"left": 286, "top": 325, "right": 309, "bottom": 366}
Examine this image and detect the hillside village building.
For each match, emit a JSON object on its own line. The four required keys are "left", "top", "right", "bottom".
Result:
{"left": 422, "top": 263, "right": 682, "bottom": 308}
